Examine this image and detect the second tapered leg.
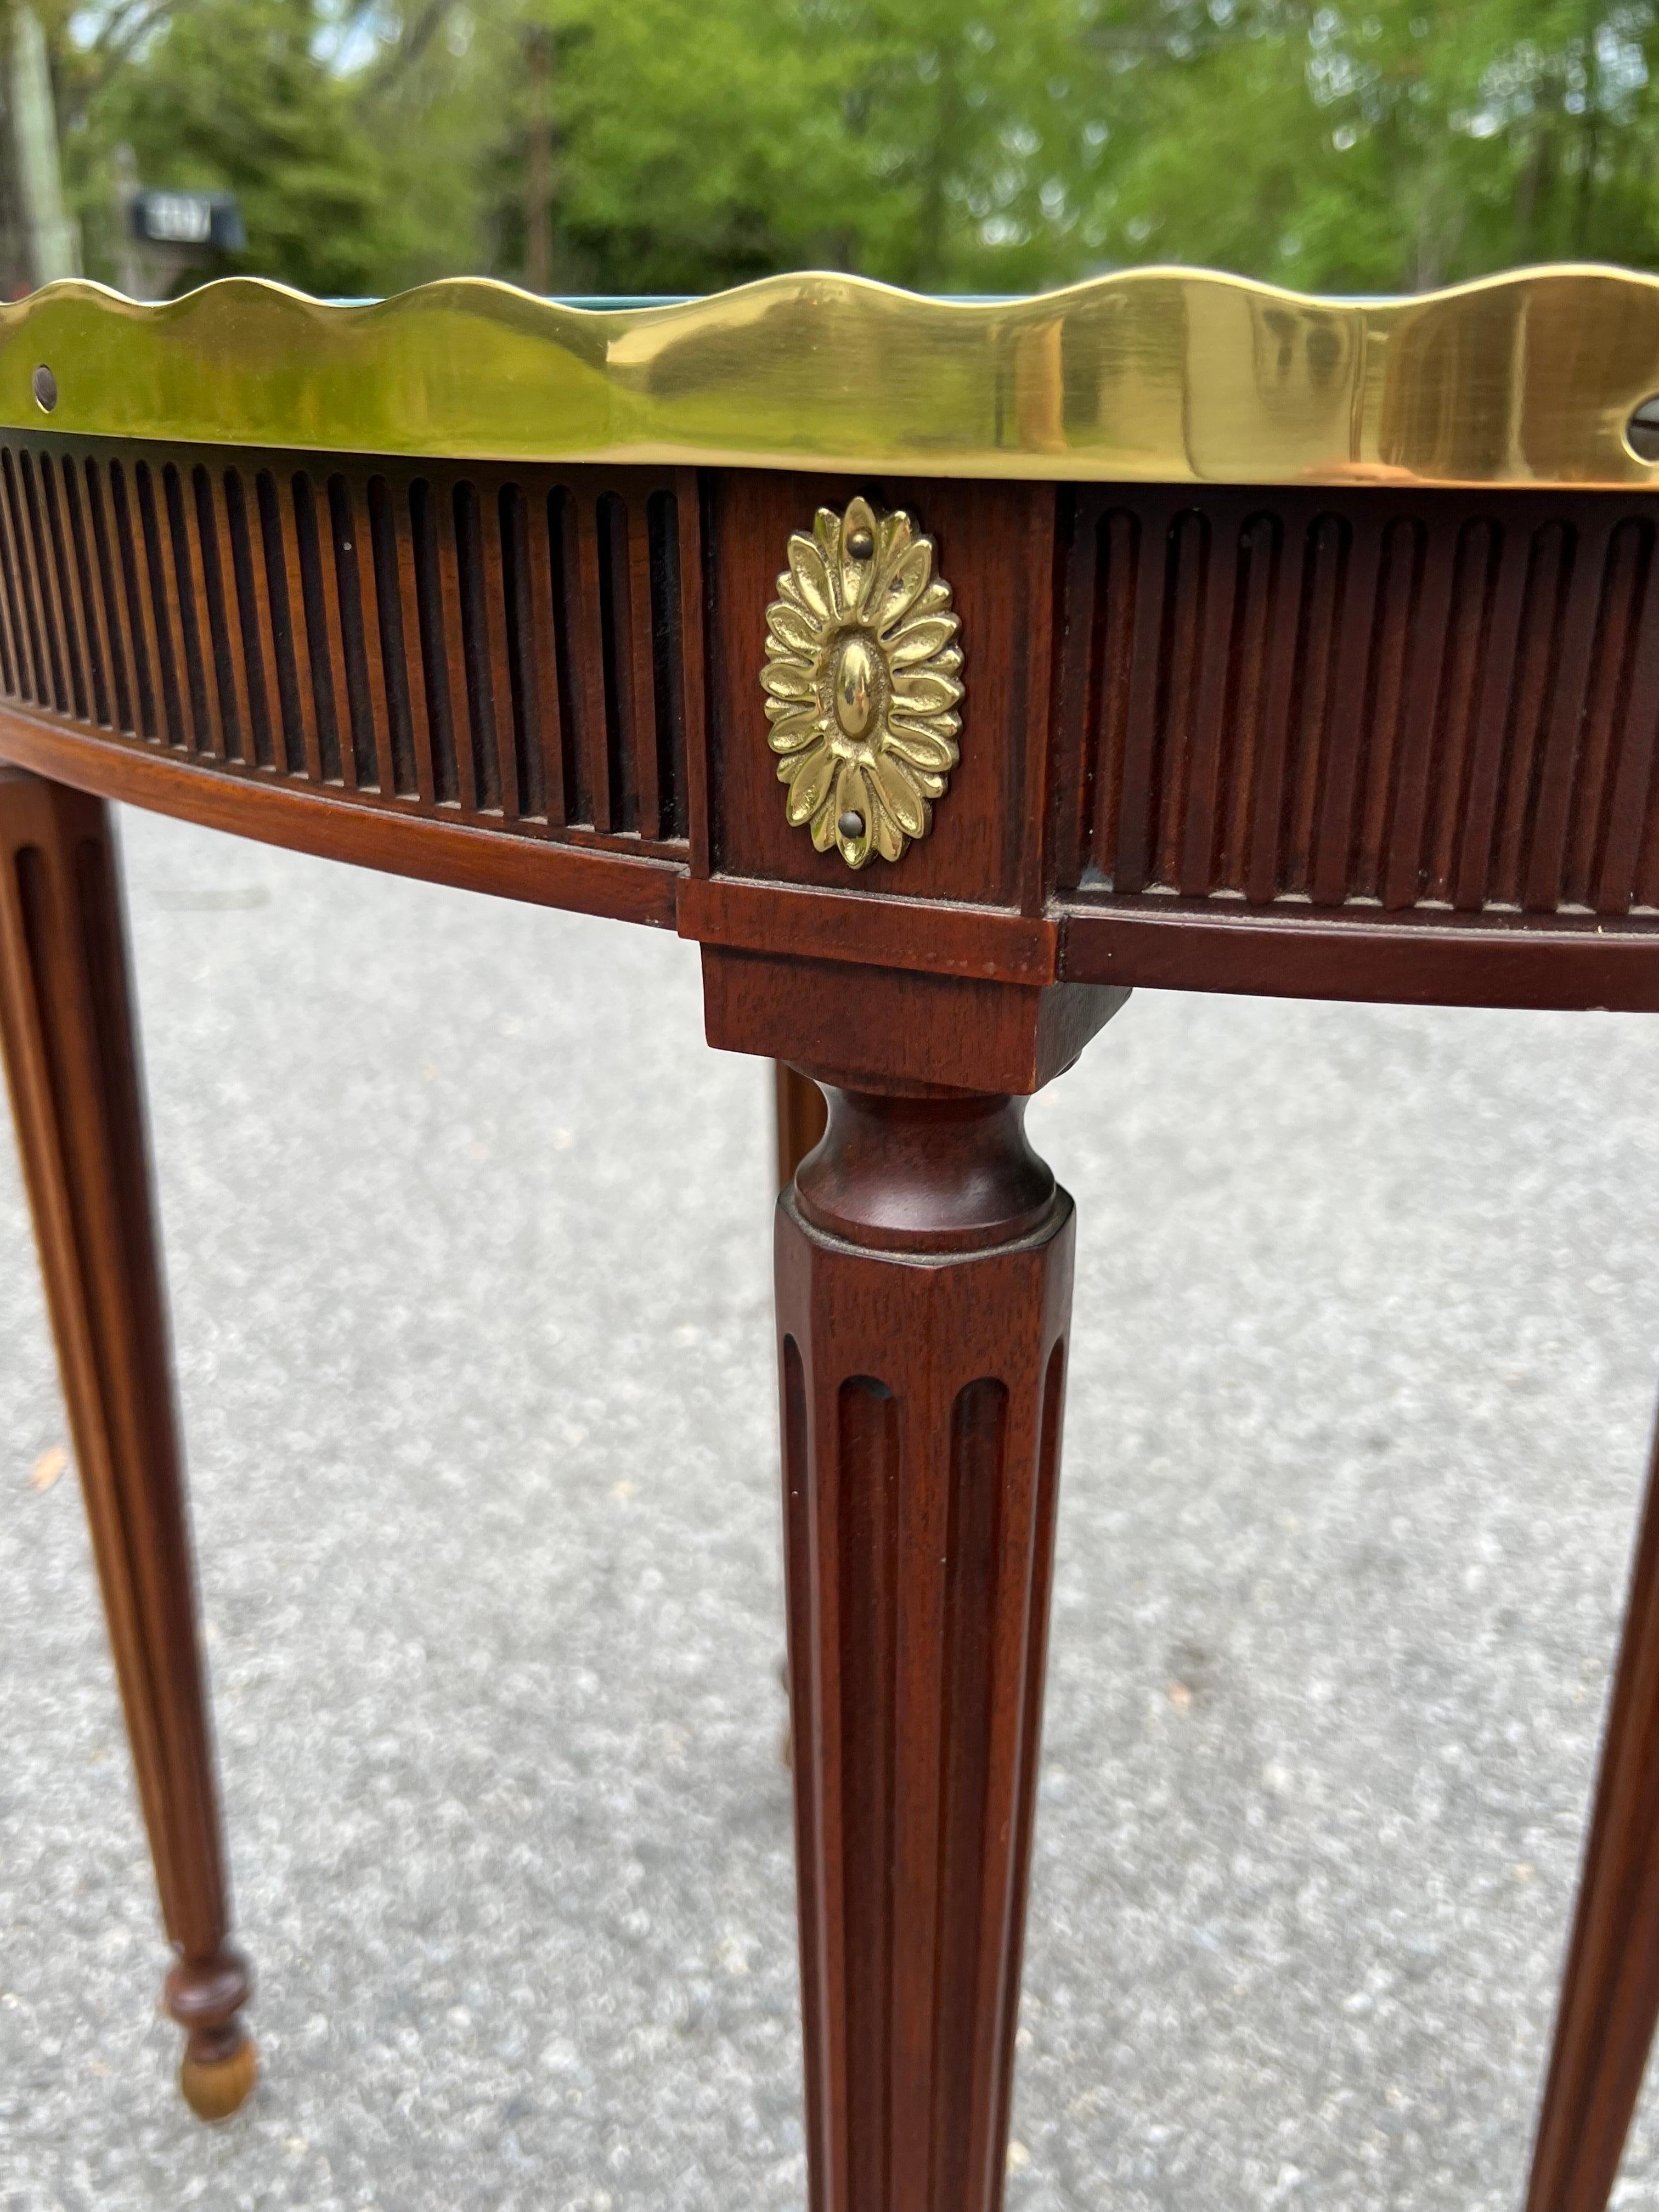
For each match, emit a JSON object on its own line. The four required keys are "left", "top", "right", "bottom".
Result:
{"left": 0, "top": 766, "right": 254, "bottom": 2119}
{"left": 776, "top": 1082, "right": 1071, "bottom": 2212}
{"left": 1526, "top": 1410, "right": 1659, "bottom": 2211}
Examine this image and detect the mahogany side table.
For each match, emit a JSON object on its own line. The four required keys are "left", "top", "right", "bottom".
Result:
{"left": 4, "top": 266, "right": 1659, "bottom": 2205}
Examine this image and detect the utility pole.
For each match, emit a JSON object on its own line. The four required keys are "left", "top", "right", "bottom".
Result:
{"left": 9, "top": 5, "right": 78, "bottom": 286}
{"left": 524, "top": 22, "right": 552, "bottom": 295}
{"left": 110, "top": 141, "right": 144, "bottom": 298}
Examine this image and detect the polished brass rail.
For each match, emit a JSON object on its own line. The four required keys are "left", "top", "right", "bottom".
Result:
{"left": 3, "top": 264, "right": 1659, "bottom": 487}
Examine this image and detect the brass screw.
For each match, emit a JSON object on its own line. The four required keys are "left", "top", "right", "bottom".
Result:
{"left": 845, "top": 525, "right": 874, "bottom": 560}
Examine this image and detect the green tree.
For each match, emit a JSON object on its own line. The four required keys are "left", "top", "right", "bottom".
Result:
{"left": 66, "top": 0, "right": 409, "bottom": 295}
{"left": 42, "top": 0, "right": 1659, "bottom": 302}
{"left": 1073, "top": 3, "right": 1659, "bottom": 292}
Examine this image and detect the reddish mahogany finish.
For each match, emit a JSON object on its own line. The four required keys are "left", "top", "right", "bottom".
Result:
{"left": 0, "top": 765, "right": 253, "bottom": 2118}
{"left": 4, "top": 437, "right": 1659, "bottom": 2199}
{"left": 1526, "top": 1424, "right": 1659, "bottom": 2210}
{"left": 777, "top": 1081, "right": 1076, "bottom": 2212}
{"left": 0, "top": 444, "right": 1657, "bottom": 1008}
{"left": 775, "top": 1062, "right": 828, "bottom": 1189}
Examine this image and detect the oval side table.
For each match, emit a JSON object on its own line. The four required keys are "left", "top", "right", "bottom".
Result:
{"left": 4, "top": 266, "right": 1659, "bottom": 2205}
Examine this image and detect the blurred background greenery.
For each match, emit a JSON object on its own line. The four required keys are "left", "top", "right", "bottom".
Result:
{"left": 0, "top": 0, "right": 1656, "bottom": 300}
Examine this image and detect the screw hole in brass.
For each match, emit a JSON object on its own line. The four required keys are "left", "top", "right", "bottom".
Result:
{"left": 31, "top": 364, "right": 57, "bottom": 412}
{"left": 1628, "top": 394, "right": 1659, "bottom": 460}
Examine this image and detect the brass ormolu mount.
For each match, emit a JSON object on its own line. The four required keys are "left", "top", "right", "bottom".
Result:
{"left": 761, "top": 495, "right": 963, "bottom": 870}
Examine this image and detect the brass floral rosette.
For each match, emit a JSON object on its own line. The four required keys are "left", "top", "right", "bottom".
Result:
{"left": 761, "top": 496, "right": 963, "bottom": 870}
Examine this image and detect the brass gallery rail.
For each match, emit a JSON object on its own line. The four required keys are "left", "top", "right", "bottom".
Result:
{"left": 3, "top": 264, "right": 1659, "bottom": 2210}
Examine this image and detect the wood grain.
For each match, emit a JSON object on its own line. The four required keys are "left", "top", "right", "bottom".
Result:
{"left": 702, "top": 947, "right": 1127, "bottom": 1097}
{"left": 0, "top": 702, "right": 681, "bottom": 927}
{"left": 2, "top": 454, "right": 1659, "bottom": 1008}
{"left": 776, "top": 1081, "right": 1073, "bottom": 2212}
{"left": 775, "top": 1062, "right": 827, "bottom": 1189}
{"left": 1054, "top": 485, "right": 1659, "bottom": 918}
{"left": 1526, "top": 1414, "right": 1659, "bottom": 2211}
{"left": 0, "top": 434, "right": 698, "bottom": 861}
{"left": 1057, "top": 901, "right": 1659, "bottom": 1012}
{"left": 704, "top": 470, "right": 1055, "bottom": 911}
{"left": 0, "top": 764, "right": 253, "bottom": 2114}
{"left": 10, "top": 424, "right": 1659, "bottom": 2192}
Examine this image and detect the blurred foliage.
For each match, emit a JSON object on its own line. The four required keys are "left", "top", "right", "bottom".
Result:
{"left": 40, "top": 0, "right": 1659, "bottom": 296}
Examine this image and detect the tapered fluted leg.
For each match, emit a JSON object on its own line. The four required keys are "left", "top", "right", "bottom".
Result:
{"left": 1526, "top": 1410, "right": 1659, "bottom": 2210}
{"left": 775, "top": 1081, "right": 1070, "bottom": 2212}
{"left": 0, "top": 766, "right": 253, "bottom": 2120}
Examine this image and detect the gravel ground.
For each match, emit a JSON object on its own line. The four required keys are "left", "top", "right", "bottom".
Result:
{"left": 4, "top": 805, "right": 1659, "bottom": 2210}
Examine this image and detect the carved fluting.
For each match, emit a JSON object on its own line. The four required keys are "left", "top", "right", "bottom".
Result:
{"left": 0, "top": 438, "right": 697, "bottom": 850}
{"left": 0, "top": 766, "right": 254, "bottom": 2116}
{"left": 775, "top": 1084, "right": 1071, "bottom": 2212}
{"left": 1062, "top": 487, "right": 1659, "bottom": 919}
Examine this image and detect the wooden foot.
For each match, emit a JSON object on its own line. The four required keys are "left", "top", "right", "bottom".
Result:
{"left": 0, "top": 766, "right": 254, "bottom": 2118}
{"left": 1526, "top": 1408, "right": 1659, "bottom": 2210}
{"left": 172, "top": 1949, "right": 257, "bottom": 2119}
{"left": 179, "top": 2036, "right": 259, "bottom": 2123}
{"left": 775, "top": 1082, "right": 1071, "bottom": 2212}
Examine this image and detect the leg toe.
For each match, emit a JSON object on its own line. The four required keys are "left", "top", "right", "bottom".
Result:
{"left": 180, "top": 2034, "right": 257, "bottom": 2121}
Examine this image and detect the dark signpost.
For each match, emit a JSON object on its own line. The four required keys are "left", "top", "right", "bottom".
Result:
{"left": 129, "top": 189, "right": 246, "bottom": 253}
{"left": 110, "top": 146, "right": 245, "bottom": 297}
